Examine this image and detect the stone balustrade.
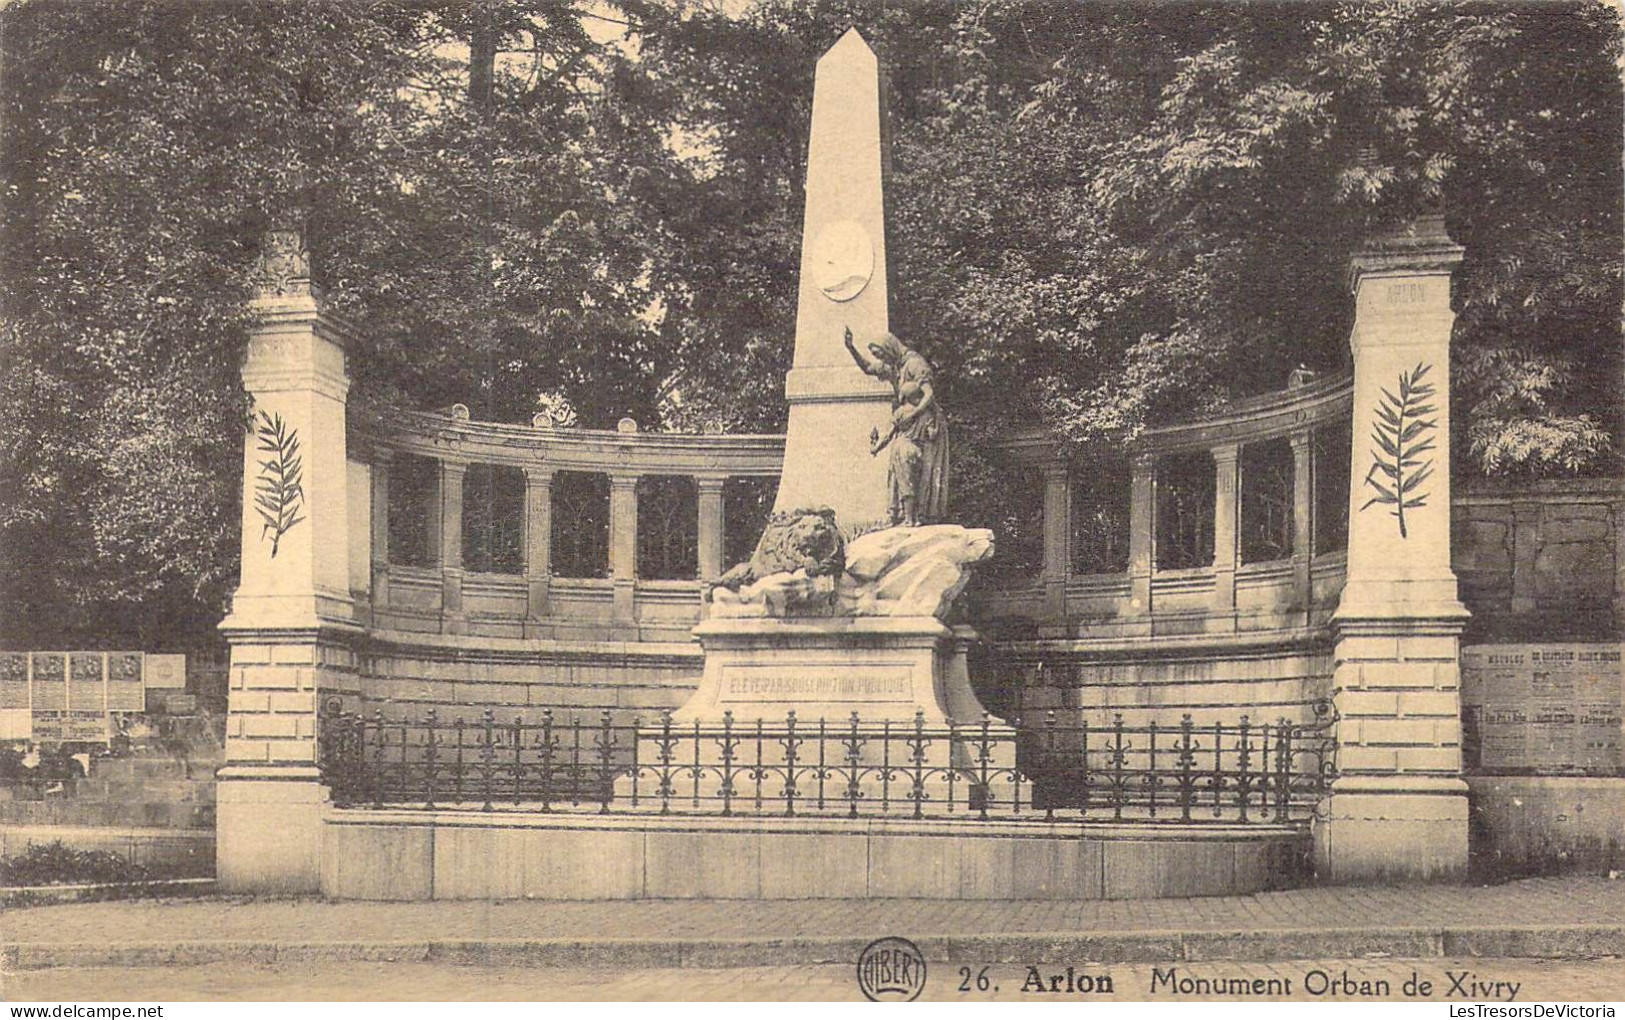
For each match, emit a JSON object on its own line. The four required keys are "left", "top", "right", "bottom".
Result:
{"left": 989, "top": 370, "right": 1354, "bottom": 641}
{"left": 349, "top": 410, "right": 784, "bottom": 642}
{"left": 347, "top": 371, "right": 1357, "bottom": 647}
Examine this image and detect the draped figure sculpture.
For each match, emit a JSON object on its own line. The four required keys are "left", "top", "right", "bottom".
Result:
{"left": 843, "top": 326, "right": 949, "bottom": 527}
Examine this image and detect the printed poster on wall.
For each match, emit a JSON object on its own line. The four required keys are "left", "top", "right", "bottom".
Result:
{"left": 1461, "top": 643, "right": 1624, "bottom": 774}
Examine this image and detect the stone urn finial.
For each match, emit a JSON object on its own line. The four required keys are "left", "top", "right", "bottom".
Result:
{"left": 250, "top": 211, "right": 313, "bottom": 300}
{"left": 533, "top": 391, "right": 579, "bottom": 430}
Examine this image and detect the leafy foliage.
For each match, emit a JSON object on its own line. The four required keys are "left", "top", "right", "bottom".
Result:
{"left": 0, "top": 0, "right": 1619, "bottom": 648}
{"left": 252, "top": 411, "right": 305, "bottom": 558}
{"left": 1360, "top": 362, "right": 1438, "bottom": 539}
{"left": 0, "top": 0, "right": 665, "bottom": 644}
{"left": 625, "top": 0, "right": 1621, "bottom": 470}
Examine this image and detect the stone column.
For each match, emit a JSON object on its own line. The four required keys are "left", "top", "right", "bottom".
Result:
{"left": 696, "top": 475, "right": 728, "bottom": 582}
{"left": 438, "top": 461, "right": 467, "bottom": 635}
{"left": 1211, "top": 443, "right": 1240, "bottom": 624}
{"left": 609, "top": 473, "right": 639, "bottom": 627}
{"left": 1127, "top": 454, "right": 1155, "bottom": 622}
{"left": 369, "top": 451, "right": 391, "bottom": 611}
{"left": 217, "top": 220, "right": 359, "bottom": 893}
{"left": 524, "top": 466, "right": 554, "bottom": 624}
{"left": 1040, "top": 460, "right": 1071, "bottom": 623}
{"left": 421, "top": 469, "right": 442, "bottom": 566}
{"left": 1317, "top": 213, "right": 1470, "bottom": 883}
{"left": 1290, "top": 432, "right": 1314, "bottom": 619}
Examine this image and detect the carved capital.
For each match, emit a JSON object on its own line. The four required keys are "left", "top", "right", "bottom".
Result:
{"left": 1348, "top": 214, "right": 1464, "bottom": 293}
{"left": 251, "top": 222, "right": 313, "bottom": 299}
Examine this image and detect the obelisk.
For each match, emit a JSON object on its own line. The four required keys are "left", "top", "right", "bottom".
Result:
{"left": 772, "top": 28, "right": 895, "bottom": 532}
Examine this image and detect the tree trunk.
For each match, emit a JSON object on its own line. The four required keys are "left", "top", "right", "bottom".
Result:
{"left": 469, "top": 12, "right": 496, "bottom": 112}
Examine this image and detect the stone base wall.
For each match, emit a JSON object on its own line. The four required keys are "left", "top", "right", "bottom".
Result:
{"left": 349, "top": 630, "right": 702, "bottom": 728}
{"left": 322, "top": 809, "right": 1308, "bottom": 901}
{"left": 979, "top": 640, "right": 1333, "bottom": 729}
{"left": 1467, "top": 776, "right": 1625, "bottom": 880}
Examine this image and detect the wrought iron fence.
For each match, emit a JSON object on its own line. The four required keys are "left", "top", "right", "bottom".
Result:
{"left": 319, "top": 705, "right": 1336, "bottom": 826}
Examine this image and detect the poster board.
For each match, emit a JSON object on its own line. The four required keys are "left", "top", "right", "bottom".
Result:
{"left": 0, "top": 651, "right": 180, "bottom": 745}
{"left": 1460, "top": 643, "right": 1624, "bottom": 775}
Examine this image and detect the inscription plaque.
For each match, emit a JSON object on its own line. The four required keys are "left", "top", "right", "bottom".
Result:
{"left": 1461, "top": 643, "right": 1623, "bottom": 774}
{"left": 720, "top": 665, "right": 913, "bottom": 703}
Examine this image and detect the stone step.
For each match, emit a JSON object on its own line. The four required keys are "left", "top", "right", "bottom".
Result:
{"left": 89, "top": 756, "right": 196, "bottom": 781}
{"left": 0, "top": 799, "right": 215, "bottom": 829}
{"left": 73, "top": 779, "right": 216, "bottom": 803}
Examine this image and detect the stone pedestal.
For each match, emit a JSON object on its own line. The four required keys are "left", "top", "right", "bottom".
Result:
{"left": 1314, "top": 618, "right": 1471, "bottom": 882}
{"left": 617, "top": 616, "right": 1012, "bottom": 810}
{"left": 1316, "top": 214, "right": 1470, "bottom": 883}
{"left": 214, "top": 623, "right": 356, "bottom": 893}
{"left": 677, "top": 616, "right": 994, "bottom": 727}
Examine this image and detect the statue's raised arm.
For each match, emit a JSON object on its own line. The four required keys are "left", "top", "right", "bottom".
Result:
{"left": 844, "top": 326, "right": 886, "bottom": 379}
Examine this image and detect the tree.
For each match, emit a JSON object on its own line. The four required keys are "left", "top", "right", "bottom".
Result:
{"left": 3, "top": 0, "right": 1619, "bottom": 649}
{"left": 629, "top": 0, "right": 1622, "bottom": 478}
{"left": 0, "top": 0, "right": 666, "bottom": 647}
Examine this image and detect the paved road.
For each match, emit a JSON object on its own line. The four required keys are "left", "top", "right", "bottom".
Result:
{"left": 5, "top": 876, "right": 1622, "bottom": 945}
{"left": 5, "top": 958, "right": 1621, "bottom": 1002}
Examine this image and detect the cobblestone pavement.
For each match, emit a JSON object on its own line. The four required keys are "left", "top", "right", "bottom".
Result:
{"left": 3, "top": 876, "right": 1621, "bottom": 946}
{"left": 5, "top": 958, "right": 1622, "bottom": 1002}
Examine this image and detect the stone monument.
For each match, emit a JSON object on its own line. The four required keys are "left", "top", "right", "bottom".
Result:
{"left": 641, "top": 29, "right": 1008, "bottom": 775}
{"left": 216, "top": 217, "right": 361, "bottom": 892}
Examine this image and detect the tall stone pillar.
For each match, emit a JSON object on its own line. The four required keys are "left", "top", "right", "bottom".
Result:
{"left": 773, "top": 28, "right": 895, "bottom": 531}
{"left": 1317, "top": 214, "right": 1470, "bottom": 883}
{"left": 696, "top": 475, "right": 728, "bottom": 582}
{"left": 217, "top": 220, "right": 359, "bottom": 893}
{"left": 423, "top": 466, "right": 442, "bottom": 565}
{"left": 1040, "top": 461, "right": 1071, "bottom": 623}
{"left": 1290, "top": 432, "right": 1314, "bottom": 618}
{"left": 1211, "top": 443, "right": 1240, "bottom": 623}
{"left": 438, "top": 461, "right": 467, "bottom": 635}
{"left": 524, "top": 466, "right": 553, "bottom": 624}
{"left": 1127, "top": 454, "right": 1155, "bottom": 622}
{"left": 609, "top": 474, "right": 639, "bottom": 626}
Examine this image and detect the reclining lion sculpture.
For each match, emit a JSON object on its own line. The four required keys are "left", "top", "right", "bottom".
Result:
{"left": 710, "top": 509, "right": 993, "bottom": 621}
{"left": 710, "top": 507, "right": 846, "bottom": 615}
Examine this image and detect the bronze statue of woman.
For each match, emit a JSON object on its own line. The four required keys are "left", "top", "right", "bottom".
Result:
{"left": 844, "top": 326, "right": 949, "bottom": 527}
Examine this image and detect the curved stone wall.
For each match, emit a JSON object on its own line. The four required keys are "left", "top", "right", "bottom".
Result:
{"left": 338, "top": 376, "right": 1623, "bottom": 747}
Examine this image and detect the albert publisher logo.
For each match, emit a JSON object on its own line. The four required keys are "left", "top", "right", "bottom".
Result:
{"left": 857, "top": 937, "right": 927, "bottom": 1002}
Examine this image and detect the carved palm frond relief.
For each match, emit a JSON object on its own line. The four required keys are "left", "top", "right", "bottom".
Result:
{"left": 1359, "top": 361, "right": 1437, "bottom": 539}
{"left": 254, "top": 410, "right": 306, "bottom": 557}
